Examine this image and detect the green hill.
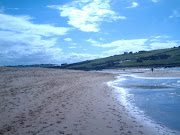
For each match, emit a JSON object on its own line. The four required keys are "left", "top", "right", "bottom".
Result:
{"left": 60, "top": 47, "right": 180, "bottom": 70}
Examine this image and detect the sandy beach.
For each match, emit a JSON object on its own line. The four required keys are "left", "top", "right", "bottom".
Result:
{"left": 0, "top": 67, "right": 179, "bottom": 135}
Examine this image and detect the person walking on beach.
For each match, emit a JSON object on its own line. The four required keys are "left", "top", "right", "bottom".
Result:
{"left": 151, "top": 68, "right": 154, "bottom": 72}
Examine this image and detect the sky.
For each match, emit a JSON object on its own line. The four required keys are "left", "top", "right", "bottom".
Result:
{"left": 0, "top": 0, "right": 180, "bottom": 66}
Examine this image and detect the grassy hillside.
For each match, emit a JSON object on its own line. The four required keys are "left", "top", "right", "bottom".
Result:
{"left": 59, "top": 47, "right": 180, "bottom": 70}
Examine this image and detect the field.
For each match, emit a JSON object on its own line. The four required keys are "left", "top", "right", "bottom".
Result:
{"left": 60, "top": 47, "right": 180, "bottom": 70}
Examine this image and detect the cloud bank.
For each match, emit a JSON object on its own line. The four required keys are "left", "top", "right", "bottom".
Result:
{"left": 0, "top": 13, "right": 71, "bottom": 65}
{"left": 64, "top": 38, "right": 72, "bottom": 42}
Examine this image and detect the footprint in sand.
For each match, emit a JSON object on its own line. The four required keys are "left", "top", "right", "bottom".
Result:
{"left": 138, "top": 131, "right": 144, "bottom": 134}
{"left": 59, "top": 131, "right": 65, "bottom": 134}
{"left": 57, "top": 121, "right": 61, "bottom": 124}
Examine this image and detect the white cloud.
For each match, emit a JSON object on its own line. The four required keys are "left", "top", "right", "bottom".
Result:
{"left": 103, "top": 45, "right": 146, "bottom": 55}
{"left": 63, "top": 53, "right": 102, "bottom": 63}
{"left": 0, "top": 46, "right": 63, "bottom": 65}
{"left": 91, "top": 39, "right": 148, "bottom": 48}
{"left": 0, "top": 31, "right": 57, "bottom": 48}
{"left": 149, "top": 41, "right": 179, "bottom": 50}
{"left": 0, "top": 45, "right": 63, "bottom": 65}
{"left": 87, "top": 38, "right": 180, "bottom": 56}
{"left": 0, "top": 13, "right": 70, "bottom": 36}
{"left": 64, "top": 38, "right": 72, "bottom": 42}
{"left": 169, "top": 10, "right": 180, "bottom": 19}
{"left": 150, "top": 35, "right": 171, "bottom": 42}
{"left": 48, "top": 0, "right": 126, "bottom": 32}
{"left": 149, "top": 36, "right": 180, "bottom": 50}
{"left": 0, "top": 30, "right": 102, "bottom": 65}
{"left": 102, "top": 39, "right": 148, "bottom": 55}
{"left": 152, "top": 0, "right": 159, "bottom": 3}
{"left": 87, "top": 38, "right": 101, "bottom": 46}
{"left": 0, "top": 13, "right": 70, "bottom": 65}
{"left": 0, "top": 31, "right": 62, "bottom": 60}
{"left": 127, "top": 2, "right": 139, "bottom": 8}
{"left": 87, "top": 38, "right": 148, "bottom": 55}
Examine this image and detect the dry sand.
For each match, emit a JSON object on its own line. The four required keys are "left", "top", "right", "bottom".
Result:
{"left": 0, "top": 67, "right": 179, "bottom": 135}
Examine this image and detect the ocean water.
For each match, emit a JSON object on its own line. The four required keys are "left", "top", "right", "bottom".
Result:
{"left": 113, "top": 75, "right": 180, "bottom": 131}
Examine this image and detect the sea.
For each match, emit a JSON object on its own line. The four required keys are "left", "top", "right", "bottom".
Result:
{"left": 107, "top": 68, "right": 180, "bottom": 132}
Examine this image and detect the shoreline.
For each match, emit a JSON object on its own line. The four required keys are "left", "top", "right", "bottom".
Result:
{"left": 107, "top": 75, "right": 179, "bottom": 135}
{"left": 106, "top": 69, "right": 180, "bottom": 135}
{"left": 0, "top": 67, "right": 179, "bottom": 135}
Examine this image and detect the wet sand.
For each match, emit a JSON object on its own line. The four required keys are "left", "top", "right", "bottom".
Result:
{"left": 0, "top": 67, "right": 178, "bottom": 135}
{"left": 101, "top": 68, "right": 180, "bottom": 78}
{"left": 132, "top": 69, "right": 180, "bottom": 78}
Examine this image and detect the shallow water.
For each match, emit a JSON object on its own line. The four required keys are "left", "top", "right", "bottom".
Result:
{"left": 114, "top": 76, "right": 180, "bottom": 131}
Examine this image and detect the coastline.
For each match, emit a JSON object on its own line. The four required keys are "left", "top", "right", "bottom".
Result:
{"left": 106, "top": 68, "right": 180, "bottom": 135}
{"left": 0, "top": 67, "right": 179, "bottom": 135}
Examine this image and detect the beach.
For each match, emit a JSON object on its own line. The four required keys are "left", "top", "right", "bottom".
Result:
{"left": 0, "top": 67, "right": 179, "bottom": 135}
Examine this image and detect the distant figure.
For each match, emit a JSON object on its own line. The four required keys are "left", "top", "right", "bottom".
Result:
{"left": 151, "top": 68, "right": 154, "bottom": 72}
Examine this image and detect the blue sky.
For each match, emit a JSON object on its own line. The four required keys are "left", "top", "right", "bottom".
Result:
{"left": 0, "top": 0, "right": 180, "bottom": 65}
